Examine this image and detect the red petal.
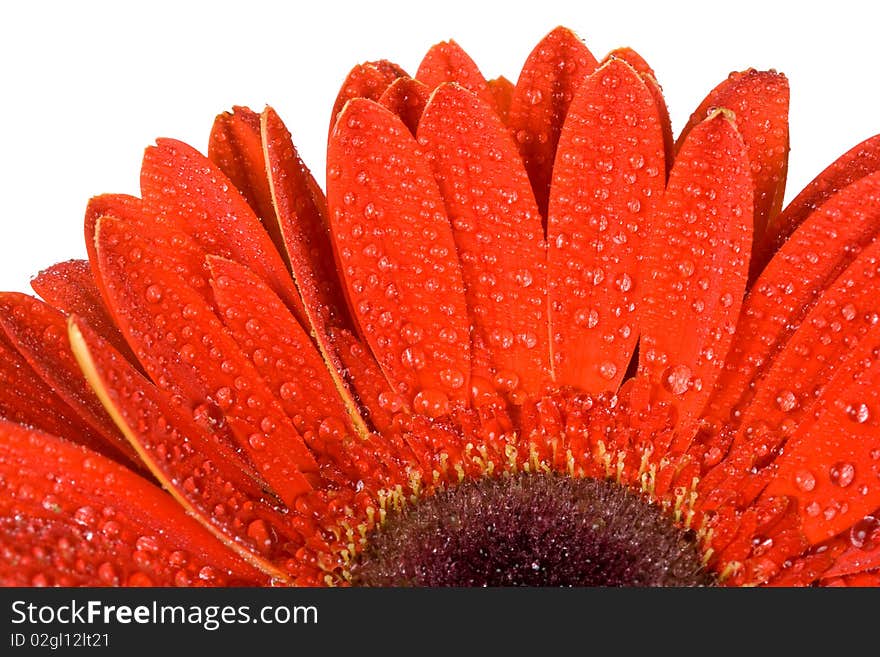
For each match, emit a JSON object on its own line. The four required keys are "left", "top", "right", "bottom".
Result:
{"left": 208, "top": 106, "right": 281, "bottom": 249}
{"left": 30, "top": 259, "right": 138, "bottom": 365}
{"left": 822, "top": 571, "right": 880, "bottom": 587}
{"left": 69, "top": 318, "right": 298, "bottom": 582}
{"left": 95, "top": 216, "right": 318, "bottom": 505}
{"left": 140, "top": 138, "right": 307, "bottom": 326}
{"left": 487, "top": 76, "right": 514, "bottom": 123}
{"left": 84, "top": 194, "right": 143, "bottom": 265}
{"left": 378, "top": 77, "right": 430, "bottom": 134}
{"left": 678, "top": 69, "right": 789, "bottom": 248}
{"left": 547, "top": 58, "right": 666, "bottom": 392}
{"left": 415, "top": 40, "right": 496, "bottom": 109}
{"left": 705, "top": 170, "right": 880, "bottom": 433}
{"left": 83, "top": 194, "right": 145, "bottom": 317}
{"left": 0, "top": 292, "right": 137, "bottom": 464}
{"left": 756, "top": 133, "right": 880, "bottom": 272}
{"left": 261, "top": 107, "right": 349, "bottom": 330}
{"left": 0, "top": 330, "right": 119, "bottom": 459}
{"left": 732, "top": 234, "right": 880, "bottom": 448}
{"left": 207, "top": 256, "right": 365, "bottom": 455}
{"left": 639, "top": 111, "right": 753, "bottom": 431}
{"left": 327, "top": 98, "right": 471, "bottom": 409}
{"left": 605, "top": 47, "right": 674, "bottom": 177}
{"left": 507, "top": 26, "right": 599, "bottom": 216}
{"left": 418, "top": 83, "right": 549, "bottom": 394}
{"left": 821, "top": 509, "right": 880, "bottom": 579}
{"left": 763, "top": 322, "right": 880, "bottom": 543}
{"left": 329, "top": 327, "right": 403, "bottom": 434}
{"left": 330, "top": 60, "right": 408, "bottom": 137}
{"left": 0, "top": 419, "right": 265, "bottom": 586}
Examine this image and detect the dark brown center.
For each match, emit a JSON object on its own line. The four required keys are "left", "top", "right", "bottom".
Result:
{"left": 351, "top": 472, "right": 715, "bottom": 587}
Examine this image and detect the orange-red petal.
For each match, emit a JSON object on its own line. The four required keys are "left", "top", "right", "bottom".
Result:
{"left": 639, "top": 111, "right": 753, "bottom": 432}
{"left": 547, "top": 58, "right": 665, "bottom": 393}
{"left": 30, "top": 259, "right": 138, "bottom": 365}
{"left": 378, "top": 77, "right": 430, "bottom": 134}
{"left": 507, "top": 26, "right": 599, "bottom": 216}
{"left": 705, "top": 170, "right": 880, "bottom": 435}
{"left": 0, "top": 292, "right": 136, "bottom": 464}
{"left": 0, "top": 330, "right": 119, "bottom": 460}
{"left": 604, "top": 47, "right": 673, "bottom": 177}
{"left": 0, "top": 419, "right": 266, "bottom": 586}
{"left": 416, "top": 40, "right": 496, "bottom": 109}
{"left": 487, "top": 76, "right": 514, "bottom": 123}
{"left": 330, "top": 60, "right": 408, "bottom": 136}
{"left": 95, "top": 216, "right": 318, "bottom": 505}
{"left": 261, "top": 107, "right": 349, "bottom": 329}
{"left": 69, "top": 317, "right": 299, "bottom": 582}
{"left": 207, "top": 256, "right": 365, "bottom": 465}
{"left": 732, "top": 234, "right": 880, "bottom": 448}
{"left": 678, "top": 69, "right": 789, "bottom": 248}
{"left": 140, "top": 138, "right": 307, "bottom": 326}
{"left": 756, "top": 133, "right": 880, "bottom": 274}
{"left": 327, "top": 98, "right": 471, "bottom": 409}
{"left": 763, "top": 323, "right": 880, "bottom": 543}
{"left": 418, "top": 82, "right": 549, "bottom": 394}
{"left": 208, "top": 106, "right": 280, "bottom": 251}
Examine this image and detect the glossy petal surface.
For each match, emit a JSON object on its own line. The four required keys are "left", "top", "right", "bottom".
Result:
{"left": 327, "top": 99, "right": 471, "bottom": 409}
{"left": 419, "top": 83, "right": 548, "bottom": 394}
{"left": 547, "top": 58, "right": 665, "bottom": 392}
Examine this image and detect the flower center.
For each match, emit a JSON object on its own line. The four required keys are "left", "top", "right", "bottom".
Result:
{"left": 351, "top": 473, "right": 714, "bottom": 587}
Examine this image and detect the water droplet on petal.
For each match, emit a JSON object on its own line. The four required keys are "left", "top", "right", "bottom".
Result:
{"left": 829, "top": 462, "right": 855, "bottom": 488}
{"left": 846, "top": 403, "right": 870, "bottom": 424}
{"left": 145, "top": 285, "right": 163, "bottom": 303}
{"left": 850, "top": 515, "right": 879, "bottom": 550}
{"left": 598, "top": 361, "right": 617, "bottom": 380}
{"left": 776, "top": 390, "right": 798, "bottom": 413}
{"left": 439, "top": 368, "right": 465, "bottom": 390}
{"left": 413, "top": 389, "right": 449, "bottom": 418}
{"left": 661, "top": 364, "right": 692, "bottom": 395}
{"left": 794, "top": 469, "right": 816, "bottom": 492}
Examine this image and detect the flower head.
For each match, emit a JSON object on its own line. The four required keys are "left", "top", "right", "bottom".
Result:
{"left": 1, "top": 26, "right": 879, "bottom": 587}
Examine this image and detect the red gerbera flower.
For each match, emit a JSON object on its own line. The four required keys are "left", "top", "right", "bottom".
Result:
{"left": 2, "top": 26, "right": 879, "bottom": 587}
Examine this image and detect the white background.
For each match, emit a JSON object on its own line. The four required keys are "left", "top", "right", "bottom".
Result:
{"left": 1, "top": 0, "right": 878, "bottom": 293}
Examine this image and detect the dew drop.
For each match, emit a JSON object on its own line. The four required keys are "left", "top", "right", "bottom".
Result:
{"left": 849, "top": 515, "right": 879, "bottom": 550}
{"left": 598, "top": 361, "right": 618, "bottom": 380}
{"left": 145, "top": 285, "right": 163, "bottom": 303}
{"left": 400, "top": 322, "right": 423, "bottom": 345}
{"left": 515, "top": 269, "right": 534, "bottom": 288}
{"left": 413, "top": 389, "right": 450, "bottom": 418}
{"left": 378, "top": 392, "right": 406, "bottom": 412}
{"left": 493, "top": 370, "right": 520, "bottom": 392}
{"left": 247, "top": 519, "right": 273, "bottom": 549}
{"left": 614, "top": 273, "right": 633, "bottom": 293}
{"left": 846, "top": 403, "right": 870, "bottom": 424}
{"left": 439, "top": 368, "right": 465, "bottom": 390}
{"left": 829, "top": 462, "right": 855, "bottom": 488}
{"left": 678, "top": 260, "right": 695, "bottom": 278}
{"left": 318, "top": 417, "right": 346, "bottom": 441}
{"left": 775, "top": 390, "right": 798, "bottom": 413}
{"left": 489, "top": 328, "right": 515, "bottom": 350}
{"left": 661, "top": 364, "right": 692, "bottom": 395}
{"left": 574, "top": 308, "right": 600, "bottom": 329}
{"left": 97, "top": 562, "right": 118, "bottom": 585}
{"left": 794, "top": 469, "right": 816, "bottom": 492}
{"left": 401, "top": 346, "right": 426, "bottom": 370}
